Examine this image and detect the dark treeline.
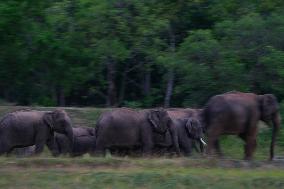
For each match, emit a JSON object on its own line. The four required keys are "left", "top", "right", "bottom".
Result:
{"left": 1, "top": 0, "right": 284, "bottom": 107}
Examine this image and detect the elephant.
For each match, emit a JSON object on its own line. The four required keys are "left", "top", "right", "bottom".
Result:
{"left": 203, "top": 91, "right": 281, "bottom": 160}
{"left": 94, "top": 108, "right": 180, "bottom": 156}
{"left": 166, "top": 108, "right": 206, "bottom": 153}
{"left": 0, "top": 109, "right": 74, "bottom": 155}
{"left": 153, "top": 117, "right": 206, "bottom": 156}
{"left": 50, "top": 126, "right": 96, "bottom": 156}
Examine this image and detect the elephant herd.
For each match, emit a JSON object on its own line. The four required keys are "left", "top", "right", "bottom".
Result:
{"left": 0, "top": 91, "right": 281, "bottom": 160}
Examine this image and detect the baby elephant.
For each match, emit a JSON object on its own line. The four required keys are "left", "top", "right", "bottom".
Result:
{"left": 50, "top": 126, "right": 95, "bottom": 157}
{"left": 154, "top": 117, "right": 206, "bottom": 156}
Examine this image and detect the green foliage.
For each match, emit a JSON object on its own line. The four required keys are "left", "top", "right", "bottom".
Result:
{"left": 0, "top": 0, "right": 284, "bottom": 107}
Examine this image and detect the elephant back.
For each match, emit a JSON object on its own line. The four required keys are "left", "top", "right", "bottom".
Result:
{"left": 73, "top": 126, "right": 95, "bottom": 137}
{"left": 167, "top": 108, "right": 197, "bottom": 120}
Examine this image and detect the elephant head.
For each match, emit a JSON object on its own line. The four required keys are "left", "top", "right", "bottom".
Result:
{"left": 185, "top": 118, "right": 207, "bottom": 146}
{"left": 148, "top": 109, "right": 171, "bottom": 134}
{"left": 258, "top": 94, "right": 281, "bottom": 160}
{"left": 43, "top": 109, "right": 74, "bottom": 146}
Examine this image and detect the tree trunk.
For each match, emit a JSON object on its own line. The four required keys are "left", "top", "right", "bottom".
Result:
{"left": 164, "top": 26, "right": 176, "bottom": 108}
{"left": 56, "top": 85, "right": 65, "bottom": 106}
{"left": 67, "top": 0, "right": 76, "bottom": 33}
{"left": 106, "top": 58, "right": 117, "bottom": 107}
{"left": 118, "top": 69, "right": 127, "bottom": 106}
{"left": 164, "top": 69, "right": 175, "bottom": 108}
{"left": 143, "top": 63, "right": 151, "bottom": 96}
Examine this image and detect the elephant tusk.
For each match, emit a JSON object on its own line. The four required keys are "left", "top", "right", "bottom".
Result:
{"left": 200, "top": 138, "right": 207, "bottom": 146}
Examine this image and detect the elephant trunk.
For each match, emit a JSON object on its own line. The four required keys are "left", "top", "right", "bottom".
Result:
{"left": 270, "top": 112, "right": 281, "bottom": 160}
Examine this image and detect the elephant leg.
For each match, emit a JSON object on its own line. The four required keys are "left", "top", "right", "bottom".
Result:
{"left": 241, "top": 124, "right": 258, "bottom": 160}
{"left": 141, "top": 129, "right": 154, "bottom": 156}
{"left": 180, "top": 139, "right": 192, "bottom": 157}
{"left": 206, "top": 122, "right": 222, "bottom": 157}
{"left": 142, "top": 142, "right": 153, "bottom": 156}
{"left": 0, "top": 140, "right": 13, "bottom": 156}
{"left": 142, "top": 138, "right": 154, "bottom": 156}
{"left": 89, "top": 146, "right": 96, "bottom": 156}
{"left": 94, "top": 147, "right": 106, "bottom": 156}
{"left": 214, "top": 140, "right": 223, "bottom": 157}
{"left": 183, "top": 146, "right": 192, "bottom": 157}
{"left": 192, "top": 141, "right": 200, "bottom": 153}
{"left": 193, "top": 141, "right": 205, "bottom": 154}
{"left": 199, "top": 141, "right": 204, "bottom": 153}
{"left": 46, "top": 139, "right": 60, "bottom": 157}
{"left": 34, "top": 136, "right": 46, "bottom": 154}
{"left": 207, "top": 134, "right": 220, "bottom": 156}
{"left": 35, "top": 143, "right": 45, "bottom": 154}
{"left": 244, "top": 138, "right": 257, "bottom": 160}
{"left": 94, "top": 139, "right": 106, "bottom": 156}
{"left": 5, "top": 147, "right": 15, "bottom": 157}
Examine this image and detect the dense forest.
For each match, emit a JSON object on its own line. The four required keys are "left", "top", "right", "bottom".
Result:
{"left": 1, "top": 0, "right": 284, "bottom": 107}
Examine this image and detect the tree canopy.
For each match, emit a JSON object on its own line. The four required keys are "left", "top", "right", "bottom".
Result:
{"left": 1, "top": 0, "right": 284, "bottom": 107}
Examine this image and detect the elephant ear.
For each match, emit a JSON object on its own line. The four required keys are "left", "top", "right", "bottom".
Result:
{"left": 148, "top": 109, "right": 169, "bottom": 133}
{"left": 148, "top": 110, "right": 160, "bottom": 131}
{"left": 43, "top": 112, "right": 54, "bottom": 130}
{"left": 185, "top": 118, "right": 201, "bottom": 139}
{"left": 259, "top": 94, "right": 279, "bottom": 121}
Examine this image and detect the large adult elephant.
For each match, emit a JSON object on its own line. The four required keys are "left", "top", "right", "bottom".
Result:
{"left": 51, "top": 126, "right": 96, "bottom": 156}
{"left": 204, "top": 91, "right": 281, "bottom": 160}
{"left": 0, "top": 109, "right": 74, "bottom": 155}
{"left": 95, "top": 108, "right": 180, "bottom": 156}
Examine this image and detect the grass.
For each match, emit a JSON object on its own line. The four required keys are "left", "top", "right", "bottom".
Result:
{"left": 0, "top": 169, "right": 283, "bottom": 189}
{"left": 0, "top": 157, "right": 284, "bottom": 189}
{"left": 0, "top": 105, "right": 284, "bottom": 188}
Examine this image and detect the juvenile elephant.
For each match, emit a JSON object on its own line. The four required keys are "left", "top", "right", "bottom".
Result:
{"left": 95, "top": 108, "right": 180, "bottom": 156}
{"left": 166, "top": 108, "right": 206, "bottom": 153}
{"left": 154, "top": 117, "right": 206, "bottom": 156}
{"left": 0, "top": 109, "right": 74, "bottom": 155}
{"left": 51, "top": 126, "right": 96, "bottom": 156}
{"left": 204, "top": 91, "right": 281, "bottom": 160}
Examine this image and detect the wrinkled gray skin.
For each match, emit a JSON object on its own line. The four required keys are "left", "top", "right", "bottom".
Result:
{"left": 50, "top": 126, "right": 95, "bottom": 157}
{"left": 154, "top": 117, "right": 204, "bottom": 156}
{"left": 95, "top": 108, "right": 180, "bottom": 156}
{"left": 0, "top": 109, "right": 74, "bottom": 155}
{"left": 166, "top": 108, "right": 205, "bottom": 153}
{"left": 204, "top": 91, "right": 281, "bottom": 160}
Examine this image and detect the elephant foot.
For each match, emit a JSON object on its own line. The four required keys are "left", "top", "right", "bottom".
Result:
{"left": 244, "top": 156, "right": 253, "bottom": 161}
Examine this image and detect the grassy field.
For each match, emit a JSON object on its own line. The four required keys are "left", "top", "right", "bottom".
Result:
{"left": 0, "top": 156, "right": 284, "bottom": 189}
{"left": 0, "top": 105, "right": 284, "bottom": 188}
